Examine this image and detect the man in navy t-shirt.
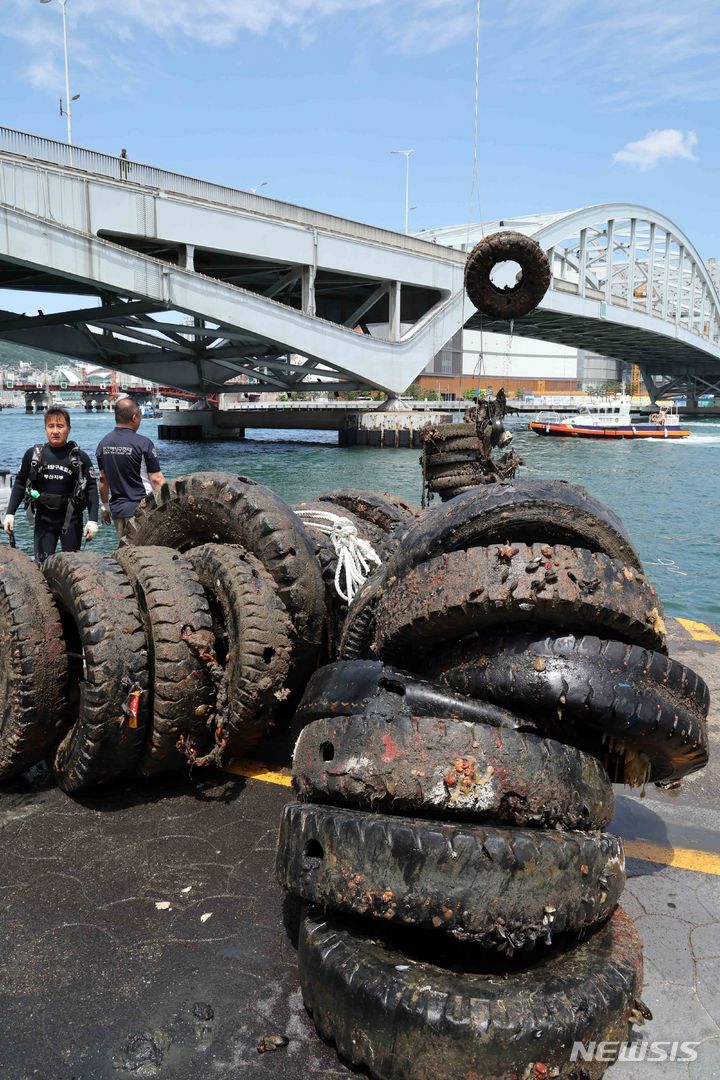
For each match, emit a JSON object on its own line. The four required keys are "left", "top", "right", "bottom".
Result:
{"left": 96, "top": 397, "right": 165, "bottom": 538}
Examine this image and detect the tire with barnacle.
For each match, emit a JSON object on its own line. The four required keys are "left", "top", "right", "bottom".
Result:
{"left": 42, "top": 552, "right": 149, "bottom": 793}
{"left": 293, "top": 709, "right": 614, "bottom": 830}
{"left": 339, "top": 480, "right": 643, "bottom": 661}
{"left": 188, "top": 544, "right": 294, "bottom": 755}
{"left": 278, "top": 804, "right": 623, "bottom": 947}
{"left": 0, "top": 548, "right": 69, "bottom": 781}
{"left": 465, "top": 230, "right": 551, "bottom": 319}
{"left": 297, "top": 907, "right": 646, "bottom": 1080}
{"left": 434, "top": 632, "right": 709, "bottom": 785}
{"left": 122, "top": 472, "right": 325, "bottom": 681}
{"left": 372, "top": 543, "right": 666, "bottom": 663}
{"left": 115, "top": 546, "right": 216, "bottom": 776}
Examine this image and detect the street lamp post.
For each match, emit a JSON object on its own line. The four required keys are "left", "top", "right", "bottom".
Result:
{"left": 391, "top": 148, "right": 415, "bottom": 234}
{"left": 40, "top": 0, "right": 75, "bottom": 144}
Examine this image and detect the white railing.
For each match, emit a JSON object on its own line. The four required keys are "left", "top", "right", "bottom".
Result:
{"left": 0, "top": 126, "right": 463, "bottom": 261}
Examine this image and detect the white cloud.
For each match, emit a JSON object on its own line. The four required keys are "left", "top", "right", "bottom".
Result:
{"left": 612, "top": 129, "right": 698, "bottom": 171}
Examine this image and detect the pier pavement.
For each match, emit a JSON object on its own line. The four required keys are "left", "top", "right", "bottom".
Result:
{"left": 0, "top": 617, "right": 718, "bottom": 1079}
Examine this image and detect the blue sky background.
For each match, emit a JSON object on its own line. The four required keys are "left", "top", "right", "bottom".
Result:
{"left": 0, "top": 0, "right": 718, "bottom": 255}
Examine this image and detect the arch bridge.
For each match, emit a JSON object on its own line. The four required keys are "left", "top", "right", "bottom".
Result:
{"left": 0, "top": 128, "right": 718, "bottom": 404}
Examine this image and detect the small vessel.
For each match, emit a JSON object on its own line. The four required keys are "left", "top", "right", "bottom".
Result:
{"left": 528, "top": 398, "right": 691, "bottom": 440}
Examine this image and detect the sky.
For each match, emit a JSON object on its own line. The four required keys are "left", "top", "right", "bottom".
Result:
{"left": 0, "top": 0, "right": 718, "bottom": 259}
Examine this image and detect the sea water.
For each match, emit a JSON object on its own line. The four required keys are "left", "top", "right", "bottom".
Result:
{"left": 0, "top": 410, "right": 717, "bottom": 624}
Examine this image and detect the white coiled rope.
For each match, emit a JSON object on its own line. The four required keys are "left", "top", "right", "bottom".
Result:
{"left": 297, "top": 509, "right": 382, "bottom": 604}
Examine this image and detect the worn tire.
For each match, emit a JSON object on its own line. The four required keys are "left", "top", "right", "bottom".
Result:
{"left": 340, "top": 479, "right": 642, "bottom": 660}
{"left": 279, "top": 804, "right": 624, "bottom": 947}
{"left": 122, "top": 472, "right": 325, "bottom": 667}
{"left": 436, "top": 633, "right": 709, "bottom": 784}
{"left": 299, "top": 907, "right": 643, "bottom": 1080}
{"left": 465, "top": 230, "right": 551, "bottom": 319}
{"left": 423, "top": 450, "right": 483, "bottom": 476}
{"left": 425, "top": 434, "right": 483, "bottom": 454}
{"left": 373, "top": 544, "right": 666, "bottom": 661}
{"left": 294, "top": 658, "right": 530, "bottom": 733}
{"left": 293, "top": 711, "right": 614, "bottom": 829}
{"left": 42, "top": 553, "right": 149, "bottom": 793}
{"left": 114, "top": 546, "right": 216, "bottom": 776}
{"left": 428, "top": 469, "right": 487, "bottom": 491}
{"left": 188, "top": 544, "right": 294, "bottom": 753}
{"left": 0, "top": 548, "right": 69, "bottom": 780}
{"left": 316, "top": 489, "right": 419, "bottom": 535}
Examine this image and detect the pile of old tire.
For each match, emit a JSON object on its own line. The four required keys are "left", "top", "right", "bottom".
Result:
{"left": 420, "top": 420, "right": 490, "bottom": 500}
{"left": 275, "top": 478, "right": 710, "bottom": 1079}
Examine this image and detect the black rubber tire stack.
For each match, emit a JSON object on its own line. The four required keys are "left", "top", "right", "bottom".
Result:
{"left": 276, "top": 477, "right": 711, "bottom": 1078}
{"left": 420, "top": 422, "right": 489, "bottom": 501}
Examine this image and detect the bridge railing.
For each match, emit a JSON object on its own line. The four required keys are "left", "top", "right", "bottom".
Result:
{"left": 0, "top": 126, "right": 462, "bottom": 261}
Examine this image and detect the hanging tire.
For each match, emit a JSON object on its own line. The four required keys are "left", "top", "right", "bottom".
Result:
{"left": 42, "top": 553, "right": 149, "bottom": 793}
{"left": 0, "top": 548, "right": 69, "bottom": 781}
{"left": 293, "top": 711, "right": 614, "bottom": 829}
{"left": 435, "top": 632, "right": 709, "bottom": 785}
{"left": 298, "top": 907, "right": 644, "bottom": 1080}
{"left": 423, "top": 450, "right": 483, "bottom": 476}
{"left": 122, "top": 472, "right": 325, "bottom": 669}
{"left": 339, "top": 480, "right": 642, "bottom": 661}
{"left": 114, "top": 546, "right": 216, "bottom": 776}
{"left": 316, "top": 489, "right": 419, "bottom": 535}
{"left": 188, "top": 544, "right": 294, "bottom": 754}
{"left": 373, "top": 544, "right": 666, "bottom": 661}
{"left": 294, "top": 659, "right": 529, "bottom": 733}
{"left": 279, "top": 804, "right": 624, "bottom": 947}
{"left": 424, "top": 435, "right": 483, "bottom": 454}
{"left": 465, "top": 230, "right": 551, "bottom": 319}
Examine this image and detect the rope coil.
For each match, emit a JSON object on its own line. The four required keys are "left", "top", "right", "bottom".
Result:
{"left": 297, "top": 509, "right": 382, "bottom": 604}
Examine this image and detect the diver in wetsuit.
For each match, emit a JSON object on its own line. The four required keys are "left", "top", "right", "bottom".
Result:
{"left": 3, "top": 407, "right": 99, "bottom": 564}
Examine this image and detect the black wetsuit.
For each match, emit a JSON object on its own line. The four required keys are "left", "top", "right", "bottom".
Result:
{"left": 6, "top": 442, "right": 99, "bottom": 564}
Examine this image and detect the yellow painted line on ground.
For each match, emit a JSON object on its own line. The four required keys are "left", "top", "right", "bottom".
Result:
{"left": 676, "top": 617, "right": 720, "bottom": 643}
{"left": 224, "top": 759, "right": 293, "bottom": 787}
{"left": 624, "top": 839, "right": 720, "bottom": 876}
{"left": 225, "top": 760, "right": 720, "bottom": 876}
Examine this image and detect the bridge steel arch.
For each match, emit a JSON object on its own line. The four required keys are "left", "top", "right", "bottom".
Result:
{"left": 457, "top": 204, "right": 720, "bottom": 404}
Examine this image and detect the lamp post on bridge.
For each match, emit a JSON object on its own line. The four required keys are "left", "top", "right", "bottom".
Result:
{"left": 391, "top": 148, "right": 415, "bottom": 234}
{"left": 39, "top": 0, "right": 78, "bottom": 145}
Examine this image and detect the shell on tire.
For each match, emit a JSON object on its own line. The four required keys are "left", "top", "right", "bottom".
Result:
{"left": 372, "top": 543, "right": 666, "bottom": 660}
{"left": 278, "top": 803, "right": 625, "bottom": 947}
{"left": 292, "top": 709, "right": 614, "bottom": 829}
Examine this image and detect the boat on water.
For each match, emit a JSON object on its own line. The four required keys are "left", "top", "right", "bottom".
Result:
{"left": 528, "top": 398, "right": 691, "bottom": 440}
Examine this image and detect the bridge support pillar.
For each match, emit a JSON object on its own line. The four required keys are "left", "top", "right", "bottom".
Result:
{"left": 157, "top": 408, "right": 246, "bottom": 441}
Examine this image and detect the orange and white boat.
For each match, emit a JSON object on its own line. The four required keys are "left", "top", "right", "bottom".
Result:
{"left": 528, "top": 398, "right": 690, "bottom": 440}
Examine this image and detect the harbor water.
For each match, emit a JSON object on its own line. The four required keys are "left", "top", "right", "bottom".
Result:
{"left": 0, "top": 409, "right": 717, "bottom": 624}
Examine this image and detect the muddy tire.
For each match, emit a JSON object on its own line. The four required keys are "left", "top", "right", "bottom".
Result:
{"left": 122, "top": 472, "right": 325, "bottom": 666}
{"left": 298, "top": 907, "right": 643, "bottom": 1080}
{"left": 294, "top": 658, "right": 529, "bottom": 732}
{"left": 42, "top": 553, "right": 149, "bottom": 793}
{"left": 465, "top": 230, "right": 551, "bottom": 319}
{"left": 427, "top": 469, "right": 487, "bottom": 491}
{"left": 373, "top": 544, "right": 666, "bottom": 661}
{"left": 279, "top": 804, "right": 623, "bottom": 947}
{"left": 0, "top": 549, "right": 69, "bottom": 780}
{"left": 423, "top": 450, "right": 483, "bottom": 476}
{"left": 114, "top": 546, "right": 216, "bottom": 776}
{"left": 316, "top": 489, "right": 419, "bottom": 535}
{"left": 339, "top": 479, "right": 642, "bottom": 660}
{"left": 293, "top": 711, "right": 614, "bottom": 829}
{"left": 188, "top": 544, "right": 294, "bottom": 753}
{"left": 425, "top": 434, "right": 483, "bottom": 454}
{"left": 436, "top": 633, "right": 709, "bottom": 784}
